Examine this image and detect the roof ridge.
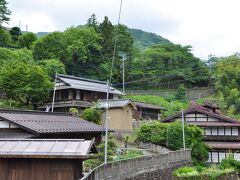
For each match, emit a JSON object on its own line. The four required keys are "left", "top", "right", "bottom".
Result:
{"left": 58, "top": 74, "right": 107, "bottom": 84}
{"left": 0, "top": 108, "right": 72, "bottom": 116}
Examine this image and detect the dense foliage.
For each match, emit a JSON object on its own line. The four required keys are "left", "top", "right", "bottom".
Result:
{"left": 215, "top": 55, "right": 240, "bottom": 114}
{"left": 0, "top": 0, "right": 11, "bottom": 25}
{"left": 127, "top": 44, "right": 210, "bottom": 89}
{"left": 81, "top": 108, "right": 102, "bottom": 124}
{"left": 136, "top": 121, "right": 209, "bottom": 164}
{"left": 0, "top": 60, "right": 52, "bottom": 109}
{"left": 173, "top": 166, "right": 235, "bottom": 179}
{"left": 127, "top": 28, "right": 171, "bottom": 50}
{"left": 125, "top": 95, "right": 189, "bottom": 117}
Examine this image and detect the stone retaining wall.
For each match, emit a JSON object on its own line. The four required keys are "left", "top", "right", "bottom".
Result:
{"left": 82, "top": 150, "right": 191, "bottom": 180}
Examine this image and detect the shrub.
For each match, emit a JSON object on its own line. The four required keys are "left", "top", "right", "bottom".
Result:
{"left": 81, "top": 108, "right": 102, "bottom": 124}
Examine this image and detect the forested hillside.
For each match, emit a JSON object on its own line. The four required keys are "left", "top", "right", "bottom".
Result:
{"left": 0, "top": 6, "right": 240, "bottom": 117}
{"left": 127, "top": 28, "right": 171, "bottom": 50}
{"left": 33, "top": 28, "right": 171, "bottom": 49}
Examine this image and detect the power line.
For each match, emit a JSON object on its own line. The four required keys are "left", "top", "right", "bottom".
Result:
{"left": 109, "top": 0, "right": 123, "bottom": 83}
{"left": 113, "top": 59, "right": 239, "bottom": 86}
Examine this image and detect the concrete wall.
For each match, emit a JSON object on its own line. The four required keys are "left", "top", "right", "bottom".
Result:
{"left": 82, "top": 150, "right": 191, "bottom": 180}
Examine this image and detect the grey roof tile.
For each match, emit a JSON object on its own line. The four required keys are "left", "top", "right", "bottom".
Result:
{"left": 0, "top": 109, "right": 105, "bottom": 134}
{"left": 96, "top": 99, "right": 136, "bottom": 109}
{"left": 57, "top": 74, "right": 123, "bottom": 95}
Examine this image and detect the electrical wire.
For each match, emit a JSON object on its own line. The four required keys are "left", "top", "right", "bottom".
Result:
{"left": 109, "top": 0, "right": 123, "bottom": 83}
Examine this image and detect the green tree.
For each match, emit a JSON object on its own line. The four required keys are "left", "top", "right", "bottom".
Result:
{"left": 32, "top": 31, "right": 66, "bottom": 60}
{"left": 215, "top": 55, "right": 240, "bottom": 112}
{"left": 0, "top": 27, "right": 11, "bottom": 47}
{"left": 0, "top": 47, "right": 14, "bottom": 63}
{"left": 136, "top": 121, "right": 209, "bottom": 164}
{"left": 39, "top": 59, "right": 66, "bottom": 78}
{"left": 0, "top": 0, "right": 11, "bottom": 25}
{"left": 86, "top": 13, "right": 99, "bottom": 31}
{"left": 18, "top": 32, "right": 37, "bottom": 49}
{"left": 0, "top": 60, "right": 52, "bottom": 109}
{"left": 81, "top": 108, "right": 102, "bottom": 124}
{"left": 129, "top": 44, "right": 210, "bottom": 88}
{"left": 175, "top": 84, "right": 186, "bottom": 100}
{"left": 9, "top": 26, "right": 21, "bottom": 43}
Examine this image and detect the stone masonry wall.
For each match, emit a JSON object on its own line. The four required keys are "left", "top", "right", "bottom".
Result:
{"left": 82, "top": 150, "right": 191, "bottom": 180}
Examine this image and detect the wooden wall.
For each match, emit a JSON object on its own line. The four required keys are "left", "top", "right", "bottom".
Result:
{"left": 0, "top": 158, "right": 82, "bottom": 180}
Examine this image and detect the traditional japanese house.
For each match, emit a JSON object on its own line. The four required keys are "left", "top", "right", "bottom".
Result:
{"left": 133, "top": 102, "right": 166, "bottom": 120}
{"left": 39, "top": 74, "right": 123, "bottom": 112}
{"left": 96, "top": 99, "right": 136, "bottom": 131}
{"left": 0, "top": 139, "right": 93, "bottom": 180}
{"left": 0, "top": 108, "right": 105, "bottom": 144}
{"left": 162, "top": 101, "right": 240, "bottom": 163}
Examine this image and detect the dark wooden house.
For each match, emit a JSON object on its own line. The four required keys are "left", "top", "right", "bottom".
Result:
{"left": 133, "top": 102, "right": 166, "bottom": 120}
{"left": 0, "top": 139, "right": 93, "bottom": 180}
{"left": 0, "top": 108, "right": 105, "bottom": 144}
{"left": 39, "top": 74, "right": 123, "bottom": 112}
{"left": 162, "top": 101, "right": 240, "bottom": 163}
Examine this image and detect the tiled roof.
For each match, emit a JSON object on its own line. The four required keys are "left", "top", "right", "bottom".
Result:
{"left": 134, "top": 102, "right": 166, "bottom": 110}
{"left": 0, "top": 131, "right": 34, "bottom": 139}
{"left": 0, "top": 109, "right": 105, "bottom": 135}
{"left": 57, "top": 74, "right": 123, "bottom": 95}
{"left": 162, "top": 101, "right": 240, "bottom": 124}
{"left": 0, "top": 139, "right": 93, "bottom": 159}
{"left": 96, "top": 99, "right": 136, "bottom": 109}
{"left": 207, "top": 142, "right": 240, "bottom": 149}
{"left": 202, "top": 101, "right": 220, "bottom": 109}
{"left": 38, "top": 100, "right": 92, "bottom": 109}
{"left": 187, "top": 122, "right": 240, "bottom": 127}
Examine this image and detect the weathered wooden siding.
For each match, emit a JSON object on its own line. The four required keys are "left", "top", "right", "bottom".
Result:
{"left": 0, "top": 158, "right": 82, "bottom": 180}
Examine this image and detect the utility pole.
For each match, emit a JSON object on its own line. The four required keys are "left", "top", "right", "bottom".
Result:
{"left": 104, "top": 80, "right": 110, "bottom": 163}
{"left": 181, "top": 109, "right": 186, "bottom": 150}
{"left": 51, "top": 73, "right": 58, "bottom": 112}
{"left": 120, "top": 53, "right": 126, "bottom": 94}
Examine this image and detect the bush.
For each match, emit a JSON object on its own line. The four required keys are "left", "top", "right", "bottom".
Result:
{"left": 175, "top": 84, "right": 186, "bottom": 100}
{"left": 81, "top": 108, "right": 102, "bottom": 124}
{"left": 173, "top": 166, "right": 235, "bottom": 179}
{"left": 136, "top": 121, "right": 209, "bottom": 165}
{"left": 219, "top": 154, "right": 240, "bottom": 171}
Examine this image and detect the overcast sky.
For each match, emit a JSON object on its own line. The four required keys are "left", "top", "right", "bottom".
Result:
{"left": 5, "top": 0, "right": 240, "bottom": 59}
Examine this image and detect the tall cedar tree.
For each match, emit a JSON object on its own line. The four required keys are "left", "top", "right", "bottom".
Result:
{"left": 0, "top": 0, "right": 11, "bottom": 25}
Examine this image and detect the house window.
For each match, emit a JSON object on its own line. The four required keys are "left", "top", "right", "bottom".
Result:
{"left": 205, "top": 127, "right": 211, "bottom": 135}
{"left": 212, "top": 152, "right": 218, "bottom": 162}
{"left": 218, "top": 127, "right": 224, "bottom": 135}
{"left": 219, "top": 152, "right": 225, "bottom": 162}
{"left": 232, "top": 127, "right": 238, "bottom": 136}
{"left": 234, "top": 153, "right": 240, "bottom": 160}
{"left": 212, "top": 127, "right": 217, "bottom": 135}
{"left": 225, "top": 127, "right": 231, "bottom": 135}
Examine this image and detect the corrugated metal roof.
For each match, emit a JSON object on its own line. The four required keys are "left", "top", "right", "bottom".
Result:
{"left": 0, "top": 109, "right": 105, "bottom": 134}
{"left": 57, "top": 74, "right": 123, "bottom": 95}
{"left": 0, "top": 139, "right": 93, "bottom": 159}
{"left": 96, "top": 99, "right": 136, "bottom": 109}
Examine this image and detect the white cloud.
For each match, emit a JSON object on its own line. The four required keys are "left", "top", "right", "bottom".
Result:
{"left": 6, "top": 0, "right": 240, "bottom": 59}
